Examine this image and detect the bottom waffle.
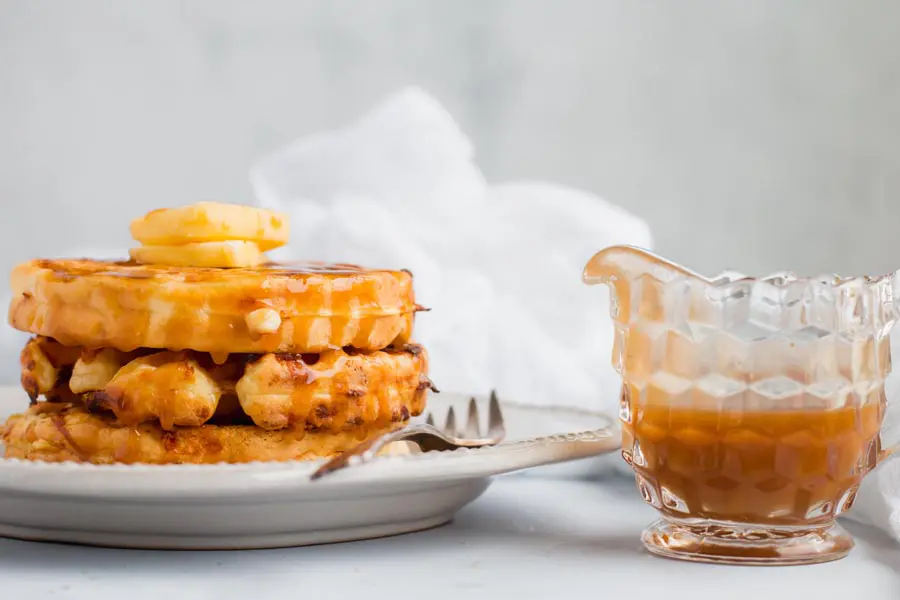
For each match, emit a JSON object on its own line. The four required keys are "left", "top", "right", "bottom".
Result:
{"left": 1, "top": 402, "right": 401, "bottom": 465}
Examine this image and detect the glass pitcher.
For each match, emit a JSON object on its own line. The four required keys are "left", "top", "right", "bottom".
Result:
{"left": 583, "top": 245, "right": 899, "bottom": 565}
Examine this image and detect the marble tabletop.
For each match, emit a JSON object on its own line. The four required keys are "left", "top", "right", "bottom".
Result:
{"left": 1, "top": 475, "right": 897, "bottom": 599}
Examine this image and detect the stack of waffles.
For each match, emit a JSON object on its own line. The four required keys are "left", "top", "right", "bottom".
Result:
{"left": 1, "top": 202, "right": 435, "bottom": 464}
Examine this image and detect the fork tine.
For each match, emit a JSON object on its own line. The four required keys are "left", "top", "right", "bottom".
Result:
{"left": 425, "top": 413, "right": 435, "bottom": 427}
{"left": 465, "top": 397, "right": 480, "bottom": 437}
{"left": 444, "top": 406, "right": 457, "bottom": 436}
{"left": 488, "top": 389, "right": 505, "bottom": 437}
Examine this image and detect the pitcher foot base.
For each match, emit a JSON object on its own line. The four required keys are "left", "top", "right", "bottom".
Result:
{"left": 641, "top": 519, "right": 853, "bottom": 566}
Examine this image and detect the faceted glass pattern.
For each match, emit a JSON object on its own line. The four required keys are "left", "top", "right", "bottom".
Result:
{"left": 584, "top": 245, "right": 899, "bottom": 565}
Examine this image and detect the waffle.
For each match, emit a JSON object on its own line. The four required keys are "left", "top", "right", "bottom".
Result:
{"left": 9, "top": 259, "right": 418, "bottom": 353}
{"left": 1, "top": 402, "right": 401, "bottom": 465}
{"left": 19, "top": 337, "right": 431, "bottom": 432}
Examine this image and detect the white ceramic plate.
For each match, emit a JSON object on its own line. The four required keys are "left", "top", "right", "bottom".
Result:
{"left": 0, "top": 386, "right": 619, "bottom": 549}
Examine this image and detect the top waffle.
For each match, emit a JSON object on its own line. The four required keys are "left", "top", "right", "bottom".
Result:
{"left": 9, "top": 259, "right": 417, "bottom": 353}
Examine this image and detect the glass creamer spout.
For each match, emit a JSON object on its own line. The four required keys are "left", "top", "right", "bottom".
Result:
{"left": 582, "top": 245, "right": 706, "bottom": 323}
{"left": 582, "top": 245, "right": 703, "bottom": 286}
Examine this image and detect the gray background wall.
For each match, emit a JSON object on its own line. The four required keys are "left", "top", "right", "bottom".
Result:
{"left": 1, "top": 0, "right": 899, "bottom": 379}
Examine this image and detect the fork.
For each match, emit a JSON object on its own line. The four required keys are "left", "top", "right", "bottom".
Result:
{"left": 309, "top": 390, "right": 507, "bottom": 480}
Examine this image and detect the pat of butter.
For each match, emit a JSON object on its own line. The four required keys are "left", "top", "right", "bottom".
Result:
{"left": 129, "top": 241, "right": 264, "bottom": 268}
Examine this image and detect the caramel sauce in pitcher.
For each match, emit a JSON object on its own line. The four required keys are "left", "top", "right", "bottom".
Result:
{"left": 622, "top": 391, "right": 884, "bottom": 525}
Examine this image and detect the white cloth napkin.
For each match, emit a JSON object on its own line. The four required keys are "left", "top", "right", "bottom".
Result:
{"left": 842, "top": 337, "right": 900, "bottom": 541}
{"left": 849, "top": 455, "right": 900, "bottom": 539}
{"left": 249, "top": 86, "right": 652, "bottom": 420}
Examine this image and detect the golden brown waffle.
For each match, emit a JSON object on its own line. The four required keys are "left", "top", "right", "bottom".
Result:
{"left": 9, "top": 259, "right": 418, "bottom": 353}
{"left": 19, "top": 337, "right": 432, "bottom": 432}
{"left": 1, "top": 402, "right": 401, "bottom": 465}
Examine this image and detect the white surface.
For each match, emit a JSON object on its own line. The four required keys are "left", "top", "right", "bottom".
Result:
{"left": 249, "top": 87, "right": 652, "bottom": 414}
{"left": 0, "top": 388, "right": 619, "bottom": 549}
{"left": 1, "top": 476, "right": 897, "bottom": 600}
